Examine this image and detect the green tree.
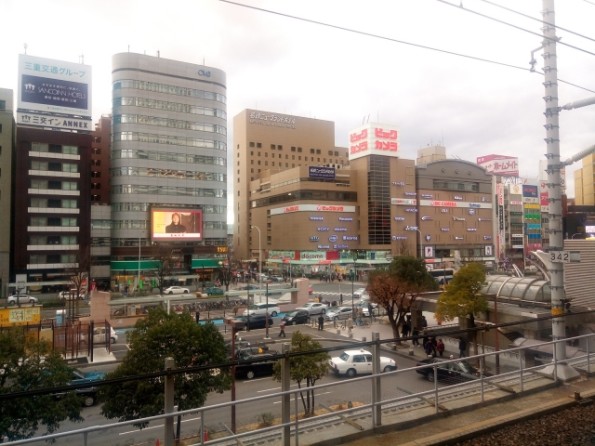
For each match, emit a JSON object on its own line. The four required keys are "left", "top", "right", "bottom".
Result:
{"left": 0, "top": 328, "right": 83, "bottom": 441}
{"left": 435, "top": 262, "right": 488, "bottom": 354}
{"left": 368, "top": 256, "right": 437, "bottom": 340}
{"left": 272, "top": 331, "right": 329, "bottom": 417}
{"left": 100, "top": 308, "right": 231, "bottom": 426}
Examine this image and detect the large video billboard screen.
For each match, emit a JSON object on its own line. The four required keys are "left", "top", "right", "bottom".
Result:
{"left": 151, "top": 208, "right": 203, "bottom": 242}
{"left": 17, "top": 54, "right": 92, "bottom": 122}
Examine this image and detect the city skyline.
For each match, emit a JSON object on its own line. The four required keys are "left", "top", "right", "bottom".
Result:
{"left": 2, "top": 0, "right": 594, "bottom": 202}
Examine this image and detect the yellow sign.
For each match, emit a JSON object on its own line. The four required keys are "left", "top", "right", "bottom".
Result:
{"left": 0, "top": 306, "right": 41, "bottom": 326}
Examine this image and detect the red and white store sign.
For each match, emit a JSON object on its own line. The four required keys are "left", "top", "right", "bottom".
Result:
{"left": 348, "top": 123, "right": 399, "bottom": 161}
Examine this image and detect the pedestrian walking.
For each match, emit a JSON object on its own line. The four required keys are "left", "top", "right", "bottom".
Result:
{"left": 437, "top": 338, "right": 445, "bottom": 357}
{"left": 424, "top": 338, "right": 436, "bottom": 357}
{"left": 402, "top": 320, "right": 411, "bottom": 338}
{"left": 318, "top": 314, "right": 325, "bottom": 330}
{"left": 339, "top": 293, "right": 343, "bottom": 305}
{"left": 279, "top": 320, "right": 287, "bottom": 338}
{"left": 195, "top": 311, "right": 200, "bottom": 324}
{"left": 459, "top": 337, "right": 467, "bottom": 358}
{"left": 412, "top": 327, "right": 420, "bottom": 346}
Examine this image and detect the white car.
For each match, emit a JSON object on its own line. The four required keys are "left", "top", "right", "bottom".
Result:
{"left": 243, "top": 302, "right": 280, "bottom": 317}
{"left": 325, "top": 306, "right": 353, "bottom": 321}
{"left": 329, "top": 349, "right": 397, "bottom": 377}
{"left": 298, "top": 302, "right": 328, "bottom": 315}
{"left": 353, "top": 288, "right": 367, "bottom": 299}
{"left": 82, "top": 326, "right": 118, "bottom": 345}
{"left": 7, "top": 294, "right": 38, "bottom": 305}
{"left": 164, "top": 286, "right": 190, "bottom": 295}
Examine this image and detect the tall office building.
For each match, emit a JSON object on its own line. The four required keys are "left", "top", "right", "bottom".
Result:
{"left": 110, "top": 53, "right": 228, "bottom": 286}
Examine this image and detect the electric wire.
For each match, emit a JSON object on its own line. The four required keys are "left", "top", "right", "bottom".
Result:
{"left": 219, "top": 0, "right": 595, "bottom": 94}
{"left": 477, "top": 0, "right": 595, "bottom": 45}
{"left": 436, "top": 0, "right": 595, "bottom": 58}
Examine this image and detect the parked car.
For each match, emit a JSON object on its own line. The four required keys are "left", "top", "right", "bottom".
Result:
{"left": 329, "top": 349, "right": 397, "bottom": 377}
{"left": 53, "top": 369, "right": 106, "bottom": 407}
{"left": 416, "top": 357, "right": 482, "bottom": 383}
{"left": 269, "top": 275, "right": 284, "bottom": 282}
{"left": 240, "top": 285, "right": 259, "bottom": 290}
{"left": 358, "top": 300, "right": 379, "bottom": 316}
{"left": 233, "top": 314, "right": 274, "bottom": 330}
{"left": 81, "top": 326, "right": 118, "bottom": 345}
{"left": 325, "top": 306, "right": 353, "bottom": 321}
{"left": 282, "top": 309, "right": 310, "bottom": 325}
{"left": 243, "top": 302, "right": 280, "bottom": 317}
{"left": 205, "top": 286, "right": 224, "bottom": 296}
{"left": 235, "top": 350, "right": 278, "bottom": 380}
{"left": 7, "top": 294, "right": 38, "bottom": 305}
{"left": 58, "top": 289, "right": 86, "bottom": 300}
{"left": 163, "top": 286, "right": 190, "bottom": 295}
{"left": 298, "top": 302, "right": 328, "bottom": 315}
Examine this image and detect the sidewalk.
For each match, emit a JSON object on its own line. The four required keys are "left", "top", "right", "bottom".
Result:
{"left": 300, "top": 317, "right": 595, "bottom": 446}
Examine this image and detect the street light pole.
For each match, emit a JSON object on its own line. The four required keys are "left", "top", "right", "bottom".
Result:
{"left": 351, "top": 252, "right": 357, "bottom": 316}
{"left": 251, "top": 225, "right": 262, "bottom": 290}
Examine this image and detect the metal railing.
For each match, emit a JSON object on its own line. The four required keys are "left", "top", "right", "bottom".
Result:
{"left": 5, "top": 333, "right": 595, "bottom": 446}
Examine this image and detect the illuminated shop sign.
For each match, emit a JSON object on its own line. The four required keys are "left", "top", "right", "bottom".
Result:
{"left": 310, "top": 216, "right": 324, "bottom": 221}
{"left": 392, "top": 235, "right": 407, "bottom": 240}
{"left": 317, "top": 227, "right": 330, "bottom": 232}
{"left": 338, "top": 217, "right": 353, "bottom": 222}
{"left": 454, "top": 196, "right": 463, "bottom": 200}
{"left": 309, "top": 236, "right": 320, "bottom": 242}
{"left": 392, "top": 181, "right": 405, "bottom": 186}
{"left": 405, "top": 208, "right": 418, "bottom": 213}
{"left": 467, "top": 228, "right": 477, "bottom": 232}
{"left": 329, "top": 235, "right": 338, "bottom": 242}
{"left": 318, "top": 245, "right": 330, "bottom": 249}
{"left": 334, "top": 244, "right": 349, "bottom": 249}
{"left": 455, "top": 236, "right": 464, "bottom": 240}
{"left": 483, "top": 235, "right": 492, "bottom": 240}
{"left": 421, "top": 216, "right": 433, "bottom": 221}
{"left": 343, "top": 235, "right": 358, "bottom": 241}
{"left": 348, "top": 123, "right": 399, "bottom": 161}
{"left": 404, "top": 192, "right": 417, "bottom": 196}
{"left": 334, "top": 227, "right": 347, "bottom": 232}
{"left": 441, "top": 227, "right": 450, "bottom": 232}
{"left": 394, "top": 216, "right": 405, "bottom": 221}
{"left": 270, "top": 204, "right": 356, "bottom": 215}
{"left": 421, "top": 194, "right": 433, "bottom": 199}
{"left": 453, "top": 217, "right": 466, "bottom": 221}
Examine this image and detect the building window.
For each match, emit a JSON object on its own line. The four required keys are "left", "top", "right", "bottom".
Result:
{"left": 256, "top": 142, "right": 262, "bottom": 148}
{"left": 249, "top": 142, "right": 255, "bottom": 147}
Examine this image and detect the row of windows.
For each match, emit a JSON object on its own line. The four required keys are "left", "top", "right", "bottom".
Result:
{"left": 30, "top": 160, "right": 79, "bottom": 173}
{"left": 116, "top": 96, "right": 226, "bottom": 119}
{"left": 252, "top": 190, "right": 357, "bottom": 208}
{"left": 249, "top": 150, "right": 347, "bottom": 165}
{"left": 112, "top": 148, "right": 225, "bottom": 166}
{"left": 112, "top": 184, "right": 226, "bottom": 198}
{"left": 30, "top": 216, "right": 78, "bottom": 226}
{"left": 91, "top": 237, "right": 111, "bottom": 247}
{"left": 433, "top": 180, "right": 480, "bottom": 192}
{"left": 248, "top": 142, "right": 342, "bottom": 158}
{"left": 114, "top": 114, "right": 226, "bottom": 135}
{"left": 91, "top": 219, "right": 112, "bottom": 229}
{"left": 111, "top": 203, "right": 226, "bottom": 214}
{"left": 29, "top": 254, "right": 78, "bottom": 264}
{"left": 114, "top": 80, "right": 226, "bottom": 104}
{"left": 111, "top": 236, "right": 228, "bottom": 247}
{"left": 30, "top": 179, "right": 78, "bottom": 191}
{"left": 30, "top": 198, "right": 78, "bottom": 208}
{"left": 111, "top": 167, "right": 225, "bottom": 182}
{"left": 114, "top": 131, "right": 226, "bottom": 151}
{"left": 31, "top": 142, "right": 79, "bottom": 155}
{"left": 30, "top": 235, "right": 77, "bottom": 245}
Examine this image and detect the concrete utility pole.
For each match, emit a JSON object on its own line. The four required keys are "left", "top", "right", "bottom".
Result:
{"left": 541, "top": 0, "right": 579, "bottom": 381}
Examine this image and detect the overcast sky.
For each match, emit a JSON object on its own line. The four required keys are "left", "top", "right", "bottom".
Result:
{"left": 3, "top": 0, "right": 595, "bottom": 206}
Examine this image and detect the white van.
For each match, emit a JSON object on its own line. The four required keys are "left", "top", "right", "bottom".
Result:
{"left": 243, "top": 302, "right": 280, "bottom": 317}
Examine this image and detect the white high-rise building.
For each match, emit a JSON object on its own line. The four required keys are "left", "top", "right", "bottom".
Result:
{"left": 110, "top": 53, "right": 227, "bottom": 283}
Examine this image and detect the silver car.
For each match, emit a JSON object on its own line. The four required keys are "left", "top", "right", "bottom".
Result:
{"left": 325, "top": 306, "right": 353, "bottom": 321}
{"left": 7, "top": 294, "right": 39, "bottom": 305}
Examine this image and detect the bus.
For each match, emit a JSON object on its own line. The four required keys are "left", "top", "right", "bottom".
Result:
{"left": 429, "top": 269, "right": 455, "bottom": 286}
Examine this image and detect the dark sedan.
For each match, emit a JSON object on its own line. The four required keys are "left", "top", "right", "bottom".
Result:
{"left": 416, "top": 357, "right": 482, "bottom": 383}
{"left": 232, "top": 314, "right": 273, "bottom": 330}
{"left": 282, "top": 309, "right": 310, "bottom": 325}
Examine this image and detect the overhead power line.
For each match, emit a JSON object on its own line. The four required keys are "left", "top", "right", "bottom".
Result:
{"left": 219, "top": 0, "right": 595, "bottom": 94}
{"left": 477, "top": 0, "right": 595, "bottom": 44}
{"left": 436, "top": 0, "right": 595, "bottom": 58}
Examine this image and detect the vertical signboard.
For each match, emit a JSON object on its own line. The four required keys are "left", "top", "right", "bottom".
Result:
{"left": 348, "top": 123, "right": 399, "bottom": 161}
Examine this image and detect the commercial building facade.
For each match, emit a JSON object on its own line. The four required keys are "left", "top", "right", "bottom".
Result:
{"left": 110, "top": 53, "right": 228, "bottom": 289}
{"left": 0, "top": 89, "right": 15, "bottom": 296}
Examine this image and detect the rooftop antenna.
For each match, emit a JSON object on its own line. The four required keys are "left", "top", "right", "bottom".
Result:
{"left": 157, "top": 50, "right": 160, "bottom": 58}
{"left": 79, "top": 53, "right": 84, "bottom": 64}
{"left": 24, "top": 43, "right": 27, "bottom": 54}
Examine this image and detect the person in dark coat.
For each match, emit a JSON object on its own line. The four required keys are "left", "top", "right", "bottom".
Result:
{"left": 318, "top": 314, "right": 325, "bottom": 330}
{"left": 459, "top": 337, "right": 467, "bottom": 358}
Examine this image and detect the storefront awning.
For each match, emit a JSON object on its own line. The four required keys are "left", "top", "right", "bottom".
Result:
{"left": 191, "top": 258, "right": 223, "bottom": 268}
